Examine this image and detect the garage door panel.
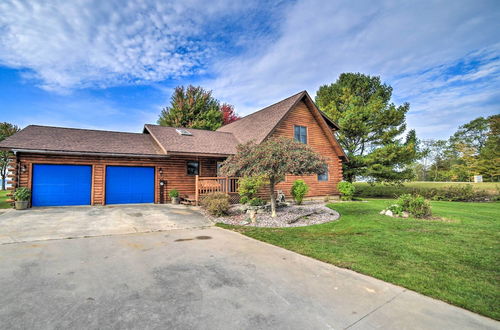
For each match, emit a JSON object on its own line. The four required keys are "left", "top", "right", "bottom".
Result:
{"left": 32, "top": 164, "right": 92, "bottom": 206}
{"left": 105, "top": 166, "right": 154, "bottom": 204}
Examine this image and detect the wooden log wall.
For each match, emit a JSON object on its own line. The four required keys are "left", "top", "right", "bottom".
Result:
{"left": 17, "top": 153, "right": 224, "bottom": 205}
{"left": 269, "top": 100, "right": 343, "bottom": 197}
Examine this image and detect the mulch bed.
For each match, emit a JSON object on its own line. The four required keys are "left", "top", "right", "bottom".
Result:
{"left": 203, "top": 201, "right": 340, "bottom": 228}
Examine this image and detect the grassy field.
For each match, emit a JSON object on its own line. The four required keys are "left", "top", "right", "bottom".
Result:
{"left": 0, "top": 190, "right": 11, "bottom": 209}
{"left": 218, "top": 199, "right": 500, "bottom": 319}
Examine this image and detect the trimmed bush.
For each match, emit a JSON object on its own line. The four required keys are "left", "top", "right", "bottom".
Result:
{"left": 201, "top": 192, "right": 230, "bottom": 216}
{"left": 337, "top": 181, "right": 355, "bottom": 201}
{"left": 238, "top": 175, "right": 266, "bottom": 204}
{"left": 354, "top": 182, "right": 495, "bottom": 202}
{"left": 291, "top": 180, "right": 309, "bottom": 205}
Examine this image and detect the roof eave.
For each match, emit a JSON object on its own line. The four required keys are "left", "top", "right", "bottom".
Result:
{"left": 166, "top": 151, "right": 234, "bottom": 158}
{"left": 8, "top": 148, "right": 169, "bottom": 158}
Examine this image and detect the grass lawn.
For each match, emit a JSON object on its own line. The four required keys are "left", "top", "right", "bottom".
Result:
{"left": 0, "top": 190, "right": 11, "bottom": 209}
{"left": 217, "top": 199, "right": 500, "bottom": 320}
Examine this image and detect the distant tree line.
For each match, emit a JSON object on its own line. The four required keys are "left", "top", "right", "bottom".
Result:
{"left": 414, "top": 115, "right": 499, "bottom": 182}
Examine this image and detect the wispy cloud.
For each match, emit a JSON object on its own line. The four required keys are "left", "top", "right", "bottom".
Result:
{"left": 203, "top": 0, "right": 500, "bottom": 137}
{"left": 0, "top": 0, "right": 498, "bottom": 139}
{"left": 0, "top": 0, "right": 286, "bottom": 92}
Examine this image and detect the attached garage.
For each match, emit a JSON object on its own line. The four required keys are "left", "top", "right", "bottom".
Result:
{"left": 32, "top": 164, "right": 92, "bottom": 207}
{"left": 105, "top": 166, "right": 154, "bottom": 205}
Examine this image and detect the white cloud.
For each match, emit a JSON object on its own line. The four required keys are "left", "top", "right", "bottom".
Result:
{"left": 203, "top": 0, "right": 500, "bottom": 138}
{"left": 0, "top": 0, "right": 253, "bottom": 91}
{"left": 0, "top": 0, "right": 498, "bottom": 139}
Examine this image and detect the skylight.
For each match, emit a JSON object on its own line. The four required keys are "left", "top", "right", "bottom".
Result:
{"left": 175, "top": 128, "right": 192, "bottom": 136}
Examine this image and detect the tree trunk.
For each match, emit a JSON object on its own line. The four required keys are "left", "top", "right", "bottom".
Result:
{"left": 1, "top": 174, "right": 5, "bottom": 191}
{"left": 269, "top": 178, "right": 277, "bottom": 217}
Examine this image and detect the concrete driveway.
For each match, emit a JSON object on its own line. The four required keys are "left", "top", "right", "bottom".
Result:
{"left": 0, "top": 204, "right": 211, "bottom": 244}
{"left": 0, "top": 227, "right": 497, "bottom": 329}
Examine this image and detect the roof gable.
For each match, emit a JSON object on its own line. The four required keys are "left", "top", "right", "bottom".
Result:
{"left": 216, "top": 91, "right": 306, "bottom": 144}
{"left": 217, "top": 90, "right": 346, "bottom": 159}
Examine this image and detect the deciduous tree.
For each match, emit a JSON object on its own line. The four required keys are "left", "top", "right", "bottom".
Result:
{"left": 0, "top": 122, "right": 20, "bottom": 190}
{"left": 158, "top": 85, "right": 223, "bottom": 130}
{"left": 220, "top": 103, "right": 240, "bottom": 125}
{"left": 220, "top": 137, "right": 326, "bottom": 217}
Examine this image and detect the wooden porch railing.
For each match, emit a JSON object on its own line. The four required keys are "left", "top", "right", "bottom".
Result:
{"left": 195, "top": 175, "right": 240, "bottom": 205}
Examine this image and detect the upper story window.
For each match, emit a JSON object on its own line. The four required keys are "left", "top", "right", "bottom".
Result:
{"left": 318, "top": 166, "right": 329, "bottom": 181}
{"left": 187, "top": 161, "right": 199, "bottom": 175}
{"left": 294, "top": 125, "right": 307, "bottom": 144}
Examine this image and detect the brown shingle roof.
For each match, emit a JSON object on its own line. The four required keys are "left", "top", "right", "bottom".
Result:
{"left": 0, "top": 91, "right": 345, "bottom": 158}
{"left": 144, "top": 124, "right": 238, "bottom": 155}
{"left": 0, "top": 125, "right": 164, "bottom": 156}
{"left": 216, "top": 91, "right": 306, "bottom": 144}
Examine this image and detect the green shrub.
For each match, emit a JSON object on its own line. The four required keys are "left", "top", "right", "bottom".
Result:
{"left": 13, "top": 187, "right": 31, "bottom": 201}
{"left": 238, "top": 175, "right": 266, "bottom": 203}
{"left": 201, "top": 192, "right": 230, "bottom": 216}
{"left": 387, "top": 204, "right": 403, "bottom": 216}
{"left": 168, "top": 189, "right": 179, "bottom": 198}
{"left": 432, "top": 185, "right": 477, "bottom": 201}
{"left": 396, "top": 193, "right": 413, "bottom": 210}
{"left": 291, "top": 180, "right": 309, "bottom": 205}
{"left": 248, "top": 197, "right": 265, "bottom": 206}
{"left": 354, "top": 182, "right": 495, "bottom": 202}
{"left": 395, "top": 193, "right": 432, "bottom": 218}
{"left": 408, "top": 195, "right": 432, "bottom": 218}
{"left": 337, "top": 181, "right": 355, "bottom": 201}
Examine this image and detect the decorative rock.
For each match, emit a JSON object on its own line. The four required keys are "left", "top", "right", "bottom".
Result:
{"left": 380, "top": 210, "right": 386, "bottom": 215}
{"left": 402, "top": 211, "right": 410, "bottom": 218}
{"left": 248, "top": 209, "right": 257, "bottom": 223}
{"left": 385, "top": 210, "right": 393, "bottom": 217}
{"left": 207, "top": 201, "right": 340, "bottom": 228}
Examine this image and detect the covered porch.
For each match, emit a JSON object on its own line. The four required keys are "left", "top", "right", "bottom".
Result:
{"left": 194, "top": 175, "right": 240, "bottom": 205}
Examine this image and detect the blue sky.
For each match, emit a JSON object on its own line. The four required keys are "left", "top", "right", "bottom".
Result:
{"left": 0, "top": 0, "right": 499, "bottom": 139}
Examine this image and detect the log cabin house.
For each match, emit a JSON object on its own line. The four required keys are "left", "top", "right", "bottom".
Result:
{"left": 0, "top": 91, "right": 346, "bottom": 207}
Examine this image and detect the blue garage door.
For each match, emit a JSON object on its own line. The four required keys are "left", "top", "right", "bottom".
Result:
{"left": 105, "top": 166, "right": 154, "bottom": 204}
{"left": 32, "top": 164, "right": 92, "bottom": 206}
